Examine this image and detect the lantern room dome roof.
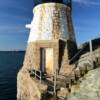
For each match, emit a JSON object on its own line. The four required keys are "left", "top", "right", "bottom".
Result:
{"left": 34, "top": 0, "right": 71, "bottom": 6}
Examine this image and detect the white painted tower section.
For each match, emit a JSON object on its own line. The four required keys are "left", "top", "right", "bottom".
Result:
{"left": 26, "top": 3, "right": 72, "bottom": 43}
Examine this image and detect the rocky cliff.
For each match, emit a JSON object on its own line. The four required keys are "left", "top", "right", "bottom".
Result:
{"left": 17, "top": 38, "right": 100, "bottom": 100}
{"left": 68, "top": 67, "right": 100, "bottom": 100}
{"left": 17, "top": 69, "right": 47, "bottom": 100}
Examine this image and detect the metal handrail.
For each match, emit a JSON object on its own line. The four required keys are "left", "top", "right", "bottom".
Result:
{"left": 69, "top": 44, "right": 87, "bottom": 64}
{"left": 30, "top": 69, "right": 42, "bottom": 83}
{"left": 70, "top": 36, "right": 100, "bottom": 64}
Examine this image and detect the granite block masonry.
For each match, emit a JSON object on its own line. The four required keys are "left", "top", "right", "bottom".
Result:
{"left": 17, "top": 1, "right": 78, "bottom": 100}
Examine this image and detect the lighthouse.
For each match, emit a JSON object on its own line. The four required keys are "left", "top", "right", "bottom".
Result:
{"left": 25, "top": 0, "right": 77, "bottom": 75}
{"left": 17, "top": 0, "right": 77, "bottom": 99}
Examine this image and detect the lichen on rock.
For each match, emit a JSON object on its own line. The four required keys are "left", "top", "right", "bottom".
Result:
{"left": 68, "top": 67, "right": 100, "bottom": 100}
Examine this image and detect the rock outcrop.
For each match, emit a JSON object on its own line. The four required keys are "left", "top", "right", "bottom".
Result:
{"left": 17, "top": 38, "right": 100, "bottom": 100}
{"left": 17, "top": 69, "right": 47, "bottom": 100}
{"left": 68, "top": 67, "right": 100, "bottom": 100}
{"left": 67, "top": 39, "right": 100, "bottom": 100}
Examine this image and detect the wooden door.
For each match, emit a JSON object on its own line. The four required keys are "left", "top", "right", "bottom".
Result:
{"left": 45, "top": 48, "right": 53, "bottom": 75}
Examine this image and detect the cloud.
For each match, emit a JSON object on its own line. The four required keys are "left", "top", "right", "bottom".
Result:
{"left": 73, "top": 0, "right": 100, "bottom": 6}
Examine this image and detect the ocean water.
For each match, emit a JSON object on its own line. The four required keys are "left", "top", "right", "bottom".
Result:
{"left": 0, "top": 51, "right": 25, "bottom": 100}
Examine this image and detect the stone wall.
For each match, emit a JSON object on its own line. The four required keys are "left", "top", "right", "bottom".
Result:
{"left": 23, "top": 40, "right": 59, "bottom": 73}
{"left": 27, "top": 3, "right": 76, "bottom": 43}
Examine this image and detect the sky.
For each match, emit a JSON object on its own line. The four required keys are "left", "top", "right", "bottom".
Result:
{"left": 0, "top": 0, "right": 100, "bottom": 51}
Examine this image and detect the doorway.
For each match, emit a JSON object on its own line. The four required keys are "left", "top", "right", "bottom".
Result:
{"left": 40, "top": 48, "right": 54, "bottom": 74}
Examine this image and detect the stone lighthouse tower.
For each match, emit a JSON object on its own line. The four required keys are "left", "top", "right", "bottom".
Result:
{"left": 17, "top": 0, "right": 77, "bottom": 100}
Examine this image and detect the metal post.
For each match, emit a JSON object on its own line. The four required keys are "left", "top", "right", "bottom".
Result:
{"left": 54, "top": 71, "right": 56, "bottom": 94}
{"left": 40, "top": 71, "right": 42, "bottom": 83}
{"left": 53, "top": 65, "right": 57, "bottom": 100}
{"left": 53, "top": 71, "right": 57, "bottom": 100}
{"left": 35, "top": 70, "right": 36, "bottom": 78}
{"left": 89, "top": 40, "right": 94, "bottom": 69}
